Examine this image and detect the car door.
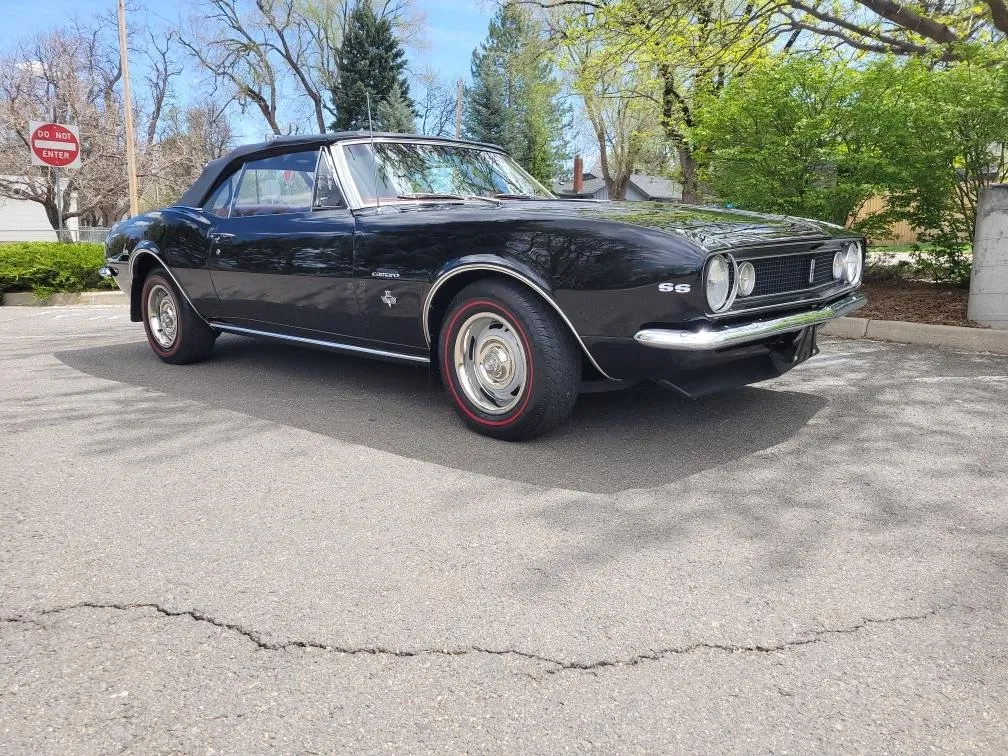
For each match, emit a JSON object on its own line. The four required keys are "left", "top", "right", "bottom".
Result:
{"left": 206, "top": 147, "right": 360, "bottom": 339}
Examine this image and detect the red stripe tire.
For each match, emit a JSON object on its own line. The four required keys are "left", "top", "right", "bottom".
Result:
{"left": 141, "top": 269, "right": 216, "bottom": 365}
{"left": 438, "top": 279, "right": 581, "bottom": 440}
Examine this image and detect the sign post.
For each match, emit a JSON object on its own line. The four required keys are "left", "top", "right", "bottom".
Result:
{"left": 29, "top": 120, "right": 81, "bottom": 241}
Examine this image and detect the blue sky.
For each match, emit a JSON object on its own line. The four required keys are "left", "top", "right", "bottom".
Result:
{"left": 0, "top": 0, "right": 495, "bottom": 139}
{"left": 417, "top": 0, "right": 491, "bottom": 80}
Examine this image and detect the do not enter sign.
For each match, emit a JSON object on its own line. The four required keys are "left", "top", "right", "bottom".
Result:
{"left": 29, "top": 121, "right": 81, "bottom": 169}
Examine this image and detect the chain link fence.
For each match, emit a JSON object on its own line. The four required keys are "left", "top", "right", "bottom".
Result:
{"left": 0, "top": 227, "right": 110, "bottom": 243}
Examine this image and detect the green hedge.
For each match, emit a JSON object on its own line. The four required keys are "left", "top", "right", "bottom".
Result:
{"left": 0, "top": 242, "right": 116, "bottom": 297}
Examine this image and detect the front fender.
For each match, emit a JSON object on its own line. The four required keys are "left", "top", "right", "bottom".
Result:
{"left": 422, "top": 253, "right": 617, "bottom": 380}
{"left": 434, "top": 253, "right": 554, "bottom": 294}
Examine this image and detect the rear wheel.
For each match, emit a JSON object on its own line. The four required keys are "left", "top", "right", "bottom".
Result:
{"left": 438, "top": 280, "right": 581, "bottom": 440}
{"left": 141, "top": 269, "right": 215, "bottom": 364}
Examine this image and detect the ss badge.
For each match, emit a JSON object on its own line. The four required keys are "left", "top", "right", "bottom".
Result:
{"left": 658, "top": 283, "right": 691, "bottom": 293}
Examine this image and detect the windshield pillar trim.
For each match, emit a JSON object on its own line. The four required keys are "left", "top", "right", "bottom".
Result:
{"left": 328, "top": 142, "right": 367, "bottom": 210}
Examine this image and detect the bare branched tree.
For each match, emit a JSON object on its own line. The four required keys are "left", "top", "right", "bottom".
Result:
{"left": 0, "top": 17, "right": 231, "bottom": 231}
{"left": 181, "top": 0, "right": 426, "bottom": 136}
{"left": 0, "top": 27, "right": 131, "bottom": 229}
{"left": 415, "top": 69, "right": 458, "bottom": 137}
{"left": 148, "top": 99, "right": 234, "bottom": 207}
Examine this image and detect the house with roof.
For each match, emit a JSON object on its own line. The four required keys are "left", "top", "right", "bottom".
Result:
{"left": 552, "top": 159, "right": 683, "bottom": 202}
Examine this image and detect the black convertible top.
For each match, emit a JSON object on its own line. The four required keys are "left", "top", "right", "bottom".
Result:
{"left": 176, "top": 132, "right": 507, "bottom": 208}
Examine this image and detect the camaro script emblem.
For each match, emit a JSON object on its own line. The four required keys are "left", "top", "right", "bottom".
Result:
{"left": 381, "top": 290, "right": 397, "bottom": 308}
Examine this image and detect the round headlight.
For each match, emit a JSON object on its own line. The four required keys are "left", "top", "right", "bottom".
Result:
{"left": 844, "top": 242, "right": 862, "bottom": 284}
{"left": 833, "top": 250, "right": 845, "bottom": 280}
{"left": 737, "top": 261, "right": 756, "bottom": 296}
{"left": 705, "top": 254, "right": 736, "bottom": 312}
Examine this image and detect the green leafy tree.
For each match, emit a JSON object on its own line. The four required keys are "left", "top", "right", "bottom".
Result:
{"left": 465, "top": 2, "right": 569, "bottom": 184}
{"left": 857, "top": 59, "right": 1008, "bottom": 283}
{"left": 693, "top": 57, "right": 880, "bottom": 226}
{"left": 330, "top": 0, "right": 415, "bottom": 133}
{"left": 694, "top": 55, "right": 1008, "bottom": 283}
{"left": 784, "top": 0, "right": 1008, "bottom": 61}
{"left": 546, "top": 0, "right": 780, "bottom": 203}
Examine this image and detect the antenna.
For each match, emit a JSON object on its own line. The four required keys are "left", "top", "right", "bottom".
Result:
{"left": 367, "top": 92, "right": 379, "bottom": 209}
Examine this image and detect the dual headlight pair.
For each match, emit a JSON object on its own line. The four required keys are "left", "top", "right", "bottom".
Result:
{"left": 704, "top": 242, "right": 863, "bottom": 313}
{"left": 832, "top": 243, "right": 863, "bottom": 286}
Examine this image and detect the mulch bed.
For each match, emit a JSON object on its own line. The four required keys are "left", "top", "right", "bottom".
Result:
{"left": 858, "top": 278, "right": 975, "bottom": 327}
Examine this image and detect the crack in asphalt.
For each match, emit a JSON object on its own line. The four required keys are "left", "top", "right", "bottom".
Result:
{"left": 1, "top": 615, "right": 44, "bottom": 628}
{"left": 3, "top": 602, "right": 949, "bottom": 674}
{"left": 544, "top": 608, "right": 946, "bottom": 674}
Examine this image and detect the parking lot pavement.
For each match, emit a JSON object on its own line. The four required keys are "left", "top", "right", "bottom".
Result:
{"left": 1, "top": 304, "right": 1006, "bottom": 752}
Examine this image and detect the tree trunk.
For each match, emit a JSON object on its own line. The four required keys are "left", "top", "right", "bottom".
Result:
{"left": 677, "top": 146, "right": 700, "bottom": 204}
{"left": 660, "top": 67, "right": 701, "bottom": 204}
{"left": 43, "top": 201, "right": 60, "bottom": 235}
{"left": 610, "top": 173, "right": 631, "bottom": 200}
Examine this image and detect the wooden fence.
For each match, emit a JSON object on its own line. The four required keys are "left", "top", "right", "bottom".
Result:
{"left": 849, "top": 196, "right": 920, "bottom": 246}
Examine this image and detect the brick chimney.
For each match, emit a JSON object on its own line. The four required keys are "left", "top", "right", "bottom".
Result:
{"left": 573, "top": 155, "right": 584, "bottom": 195}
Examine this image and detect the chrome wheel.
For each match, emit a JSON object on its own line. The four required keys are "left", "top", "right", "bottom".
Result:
{"left": 146, "top": 283, "right": 178, "bottom": 349}
{"left": 453, "top": 310, "right": 528, "bottom": 415}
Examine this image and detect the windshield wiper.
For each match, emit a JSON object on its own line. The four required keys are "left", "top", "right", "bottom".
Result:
{"left": 396, "top": 192, "right": 500, "bottom": 204}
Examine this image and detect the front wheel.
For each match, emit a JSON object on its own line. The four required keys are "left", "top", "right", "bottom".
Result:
{"left": 438, "top": 280, "right": 581, "bottom": 440}
{"left": 141, "top": 269, "right": 215, "bottom": 364}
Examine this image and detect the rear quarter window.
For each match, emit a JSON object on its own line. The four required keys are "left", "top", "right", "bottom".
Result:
{"left": 204, "top": 175, "right": 237, "bottom": 217}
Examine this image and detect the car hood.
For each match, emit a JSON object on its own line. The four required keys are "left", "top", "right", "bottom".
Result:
{"left": 511, "top": 200, "right": 844, "bottom": 251}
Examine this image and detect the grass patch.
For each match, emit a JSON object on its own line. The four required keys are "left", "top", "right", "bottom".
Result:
{"left": 0, "top": 242, "right": 115, "bottom": 298}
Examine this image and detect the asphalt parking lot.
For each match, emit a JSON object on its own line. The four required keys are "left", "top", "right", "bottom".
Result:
{"left": 1, "top": 304, "right": 1006, "bottom": 752}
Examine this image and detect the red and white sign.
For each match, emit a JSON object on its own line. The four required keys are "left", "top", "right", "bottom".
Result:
{"left": 29, "top": 121, "right": 81, "bottom": 169}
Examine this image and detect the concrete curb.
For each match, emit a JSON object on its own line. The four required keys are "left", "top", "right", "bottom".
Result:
{"left": 821, "top": 316, "right": 1008, "bottom": 355}
{"left": 1, "top": 290, "right": 126, "bottom": 306}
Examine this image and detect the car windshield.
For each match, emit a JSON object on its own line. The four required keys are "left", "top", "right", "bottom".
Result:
{"left": 342, "top": 141, "right": 554, "bottom": 204}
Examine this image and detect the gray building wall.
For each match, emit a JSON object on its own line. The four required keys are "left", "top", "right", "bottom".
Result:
{"left": 0, "top": 179, "right": 79, "bottom": 241}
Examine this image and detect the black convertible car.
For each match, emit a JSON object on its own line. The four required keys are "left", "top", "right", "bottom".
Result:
{"left": 102, "top": 133, "right": 866, "bottom": 439}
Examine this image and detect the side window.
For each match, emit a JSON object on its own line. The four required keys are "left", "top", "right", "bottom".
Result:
{"left": 313, "top": 148, "right": 346, "bottom": 210}
{"left": 232, "top": 150, "right": 318, "bottom": 217}
{"left": 205, "top": 173, "right": 237, "bottom": 217}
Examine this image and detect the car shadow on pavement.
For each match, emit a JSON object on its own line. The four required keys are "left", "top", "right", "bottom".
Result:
{"left": 56, "top": 335, "right": 826, "bottom": 493}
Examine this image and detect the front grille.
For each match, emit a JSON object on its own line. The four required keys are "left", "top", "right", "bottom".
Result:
{"left": 747, "top": 250, "right": 836, "bottom": 298}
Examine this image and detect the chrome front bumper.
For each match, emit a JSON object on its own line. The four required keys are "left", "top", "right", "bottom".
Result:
{"left": 634, "top": 291, "right": 867, "bottom": 351}
{"left": 99, "top": 264, "right": 130, "bottom": 295}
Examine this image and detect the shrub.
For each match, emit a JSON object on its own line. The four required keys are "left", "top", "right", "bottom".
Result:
{"left": 864, "top": 247, "right": 918, "bottom": 283}
{"left": 910, "top": 242, "right": 973, "bottom": 286}
{"left": 692, "top": 58, "right": 880, "bottom": 227}
{"left": 0, "top": 242, "right": 115, "bottom": 298}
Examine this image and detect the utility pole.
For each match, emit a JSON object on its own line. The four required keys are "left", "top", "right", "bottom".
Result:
{"left": 118, "top": 0, "right": 139, "bottom": 217}
{"left": 455, "top": 78, "right": 463, "bottom": 139}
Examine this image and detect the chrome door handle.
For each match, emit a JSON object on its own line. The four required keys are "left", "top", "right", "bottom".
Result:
{"left": 210, "top": 232, "right": 236, "bottom": 242}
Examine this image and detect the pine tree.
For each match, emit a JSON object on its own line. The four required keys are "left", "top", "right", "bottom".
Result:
{"left": 375, "top": 82, "right": 416, "bottom": 134}
{"left": 331, "top": 1, "right": 415, "bottom": 132}
{"left": 464, "top": 2, "right": 569, "bottom": 184}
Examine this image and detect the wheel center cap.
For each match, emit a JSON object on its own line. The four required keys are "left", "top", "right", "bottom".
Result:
{"left": 481, "top": 347, "right": 509, "bottom": 381}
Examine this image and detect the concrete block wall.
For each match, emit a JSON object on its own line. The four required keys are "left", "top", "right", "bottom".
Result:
{"left": 969, "top": 185, "right": 1008, "bottom": 329}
